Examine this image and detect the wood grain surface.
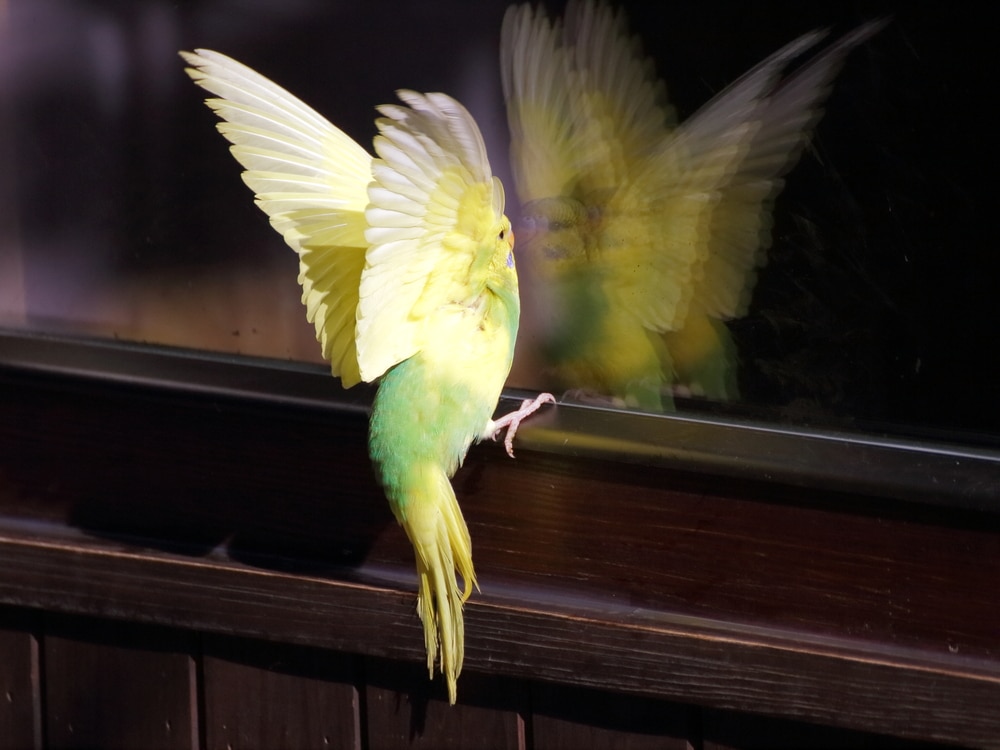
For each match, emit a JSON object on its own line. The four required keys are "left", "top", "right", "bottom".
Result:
{"left": 0, "top": 344, "right": 996, "bottom": 748}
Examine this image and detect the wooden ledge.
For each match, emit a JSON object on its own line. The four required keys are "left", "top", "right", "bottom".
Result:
{"left": 1, "top": 330, "right": 999, "bottom": 747}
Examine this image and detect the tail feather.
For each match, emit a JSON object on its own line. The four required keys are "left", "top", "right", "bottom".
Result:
{"left": 399, "top": 467, "right": 477, "bottom": 704}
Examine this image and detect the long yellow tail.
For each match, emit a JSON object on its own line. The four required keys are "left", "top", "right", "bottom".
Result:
{"left": 397, "top": 466, "right": 477, "bottom": 704}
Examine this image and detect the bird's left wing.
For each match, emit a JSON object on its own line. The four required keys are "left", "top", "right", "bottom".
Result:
{"left": 356, "top": 91, "right": 507, "bottom": 381}
{"left": 562, "top": 0, "right": 675, "bottom": 190}
{"left": 500, "top": 4, "right": 578, "bottom": 203}
{"left": 643, "top": 19, "right": 887, "bottom": 321}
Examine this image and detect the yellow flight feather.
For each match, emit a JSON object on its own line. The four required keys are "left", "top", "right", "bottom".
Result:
{"left": 358, "top": 92, "right": 507, "bottom": 380}
{"left": 181, "top": 48, "right": 371, "bottom": 387}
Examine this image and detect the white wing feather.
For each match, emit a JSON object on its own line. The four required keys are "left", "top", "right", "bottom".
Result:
{"left": 356, "top": 91, "right": 503, "bottom": 380}
{"left": 182, "top": 48, "right": 372, "bottom": 386}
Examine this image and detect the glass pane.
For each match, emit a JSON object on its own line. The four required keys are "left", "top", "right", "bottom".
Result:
{"left": 1, "top": 1, "right": 994, "bottom": 442}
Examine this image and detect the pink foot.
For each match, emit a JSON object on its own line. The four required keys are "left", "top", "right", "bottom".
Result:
{"left": 487, "top": 393, "right": 556, "bottom": 457}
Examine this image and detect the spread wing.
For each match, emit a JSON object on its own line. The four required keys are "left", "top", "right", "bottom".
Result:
{"left": 500, "top": 3, "right": 579, "bottom": 202}
{"left": 651, "top": 19, "right": 887, "bottom": 321}
{"left": 607, "top": 26, "right": 829, "bottom": 330}
{"left": 181, "top": 48, "right": 372, "bottom": 386}
{"left": 356, "top": 90, "right": 507, "bottom": 380}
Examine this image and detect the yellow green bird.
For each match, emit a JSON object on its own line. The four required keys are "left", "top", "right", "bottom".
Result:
{"left": 501, "top": 1, "right": 885, "bottom": 411}
{"left": 182, "top": 49, "right": 553, "bottom": 703}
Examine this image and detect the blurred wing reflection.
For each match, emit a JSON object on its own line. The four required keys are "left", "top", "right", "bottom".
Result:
{"left": 501, "top": 1, "right": 886, "bottom": 411}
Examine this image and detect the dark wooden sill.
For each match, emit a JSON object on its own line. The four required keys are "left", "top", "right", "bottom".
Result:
{"left": 1, "top": 329, "right": 999, "bottom": 748}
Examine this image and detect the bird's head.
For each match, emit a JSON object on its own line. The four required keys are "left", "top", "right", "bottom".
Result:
{"left": 487, "top": 212, "right": 518, "bottom": 292}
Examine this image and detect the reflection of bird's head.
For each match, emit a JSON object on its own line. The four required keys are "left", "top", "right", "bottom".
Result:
{"left": 519, "top": 196, "right": 592, "bottom": 278}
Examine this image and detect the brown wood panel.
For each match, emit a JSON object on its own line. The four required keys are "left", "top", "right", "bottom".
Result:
{"left": 464, "top": 599, "right": 999, "bottom": 749}
{"left": 5, "top": 525, "right": 993, "bottom": 747}
{"left": 365, "top": 657, "right": 526, "bottom": 749}
{"left": 4, "top": 367, "right": 996, "bottom": 667}
{"left": 530, "top": 682, "right": 695, "bottom": 749}
{"left": 43, "top": 615, "right": 197, "bottom": 750}
{"left": 202, "top": 634, "right": 361, "bottom": 750}
{"left": 0, "top": 607, "right": 41, "bottom": 750}
{"left": 1, "top": 354, "right": 998, "bottom": 747}
{"left": 460, "top": 449, "right": 1000, "bottom": 661}
{"left": 0, "top": 368, "right": 389, "bottom": 566}
{"left": 701, "top": 707, "right": 965, "bottom": 749}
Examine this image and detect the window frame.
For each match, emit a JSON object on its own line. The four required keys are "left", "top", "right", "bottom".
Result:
{"left": 2, "top": 328, "right": 997, "bottom": 514}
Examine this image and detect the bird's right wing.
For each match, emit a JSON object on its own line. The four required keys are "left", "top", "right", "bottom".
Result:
{"left": 182, "top": 49, "right": 373, "bottom": 386}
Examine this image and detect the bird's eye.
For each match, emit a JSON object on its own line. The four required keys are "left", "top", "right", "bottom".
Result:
{"left": 499, "top": 228, "right": 506, "bottom": 240}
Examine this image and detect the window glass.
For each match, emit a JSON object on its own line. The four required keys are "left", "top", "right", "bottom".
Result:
{"left": 1, "top": 1, "right": 993, "bottom": 442}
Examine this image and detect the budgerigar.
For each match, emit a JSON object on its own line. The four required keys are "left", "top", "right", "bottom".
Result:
{"left": 182, "top": 49, "right": 553, "bottom": 703}
{"left": 501, "top": 1, "right": 885, "bottom": 411}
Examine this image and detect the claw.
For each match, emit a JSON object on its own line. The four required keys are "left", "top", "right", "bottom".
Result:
{"left": 487, "top": 392, "right": 556, "bottom": 457}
